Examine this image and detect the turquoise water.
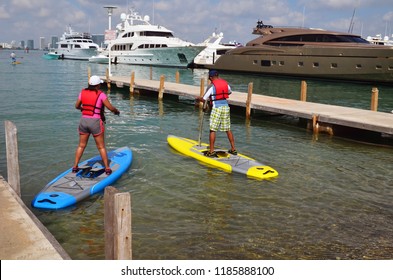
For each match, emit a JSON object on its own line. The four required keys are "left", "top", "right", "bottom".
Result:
{"left": 1, "top": 50, "right": 393, "bottom": 260}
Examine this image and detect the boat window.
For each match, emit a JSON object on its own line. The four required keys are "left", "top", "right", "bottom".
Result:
{"left": 253, "top": 60, "right": 258, "bottom": 65}
{"left": 261, "top": 60, "right": 271, "bottom": 67}
{"left": 141, "top": 31, "right": 174, "bottom": 37}
{"left": 150, "top": 44, "right": 155, "bottom": 48}
{"left": 122, "top": 32, "right": 134, "bottom": 38}
{"left": 271, "top": 34, "right": 370, "bottom": 44}
{"left": 162, "top": 44, "right": 168, "bottom": 48}
{"left": 313, "top": 62, "right": 319, "bottom": 67}
{"left": 279, "top": 61, "right": 284, "bottom": 66}
{"left": 298, "top": 62, "right": 304, "bottom": 67}
{"left": 177, "top": 53, "right": 188, "bottom": 64}
{"left": 356, "top": 64, "right": 362, "bottom": 69}
{"left": 60, "top": 44, "right": 68, "bottom": 48}
{"left": 389, "top": 66, "right": 393, "bottom": 70}
{"left": 376, "top": 65, "right": 382, "bottom": 69}
{"left": 75, "top": 45, "right": 81, "bottom": 48}
{"left": 271, "top": 61, "right": 277, "bottom": 65}
{"left": 331, "top": 63, "right": 338, "bottom": 68}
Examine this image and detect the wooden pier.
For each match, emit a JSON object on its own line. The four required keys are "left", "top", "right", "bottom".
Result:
{"left": 102, "top": 74, "right": 393, "bottom": 139}
{"left": 0, "top": 121, "right": 70, "bottom": 260}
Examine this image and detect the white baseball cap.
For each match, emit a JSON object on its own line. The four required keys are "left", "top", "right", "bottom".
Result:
{"left": 89, "top": 75, "right": 103, "bottom": 86}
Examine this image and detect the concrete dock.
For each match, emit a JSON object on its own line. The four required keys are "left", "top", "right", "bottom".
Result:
{"left": 105, "top": 75, "right": 393, "bottom": 136}
{"left": 0, "top": 175, "right": 70, "bottom": 260}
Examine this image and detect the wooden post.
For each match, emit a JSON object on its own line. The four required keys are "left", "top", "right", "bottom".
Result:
{"left": 4, "top": 121, "right": 21, "bottom": 196}
{"left": 114, "top": 192, "right": 132, "bottom": 260}
{"left": 312, "top": 114, "right": 319, "bottom": 135}
{"left": 106, "top": 68, "right": 111, "bottom": 90}
{"left": 371, "top": 87, "right": 379, "bottom": 111}
{"left": 130, "top": 71, "right": 135, "bottom": 94}
{"left": 158, "top": 75, "right": 165, "bottom": 100}
{"left": 300, "top": 80, "right": 307, "bottom": 101}
{"left": 104, "top": 186, "right": 117, "bottom": 260}
{"left": 150, "top": 66, "right": 153, "bottom": 80}
{"left": 104, "top": 186, "right": 132, "bottom": 260}
{"left": 246, "top": 82, "right": 253, "bottom": 119}
{"left": 175, "top": 71, "right": 180, "bottom": 83}
{"left": 199, "top": 78, "right": 205, "bottom": 109}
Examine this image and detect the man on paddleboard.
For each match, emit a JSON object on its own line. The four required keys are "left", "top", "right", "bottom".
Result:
{"left": 197, "top": 70, "right": 237, "bottom": 157}
{"left": 72, "top": 75, "right": 120, "bottom": 175}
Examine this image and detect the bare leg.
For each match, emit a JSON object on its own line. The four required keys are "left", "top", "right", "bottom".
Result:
{"left": 209, "top": 130, "right": 216, "bottom": 153}
{"left": 93, "top": 132, "right": 110, "bottom": 169}
{"left": 74, "top": 134, "right": 90, "bottom": 167}
{"left": 226, "top": 130, "right": 236, "bottom": 151}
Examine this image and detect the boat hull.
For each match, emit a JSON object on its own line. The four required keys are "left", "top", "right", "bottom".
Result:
{"left": 107, "top": 46, "right": 204, "bottom": 68}
{"left": 55, "top": 49, "right": 98, "bottom": 60}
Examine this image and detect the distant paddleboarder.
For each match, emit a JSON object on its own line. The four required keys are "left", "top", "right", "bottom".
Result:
{"left": 10, "top": 52, "right": 16, "bottom": 63}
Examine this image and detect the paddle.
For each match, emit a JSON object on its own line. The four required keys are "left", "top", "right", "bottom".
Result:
{"left": 198, "top": 100, "right": 208, "bottom": 146}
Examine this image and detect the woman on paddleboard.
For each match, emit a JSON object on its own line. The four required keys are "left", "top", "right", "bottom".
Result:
{"left": 72, "top": 75, "right": 120, "bottom": 175}
{"left": 196, "top": 70, "right": 237, "bottom": 157}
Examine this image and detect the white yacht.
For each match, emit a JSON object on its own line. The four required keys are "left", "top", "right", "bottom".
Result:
{"left": 100, "top": 9, "right": 205, "bottom": 67}
{"left": 366, "top": 34, "right": 393, "bottom": 46}
{"left": 192, "top": 32, "right": 239, "bottom": 68}
{"left": 55, "top": 26, "right": 99, "bottom": 60}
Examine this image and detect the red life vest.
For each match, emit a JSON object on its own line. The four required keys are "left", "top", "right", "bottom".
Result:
{"left": 211, "top": 79, "right": 229, "bottom": 100}
{"left": 81, "top": 89, "right": 102, "bottom": 116}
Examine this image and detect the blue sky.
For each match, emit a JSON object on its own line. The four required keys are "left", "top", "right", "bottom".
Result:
{"left": 1, "top": 0, "right": 393, "bottom": 46}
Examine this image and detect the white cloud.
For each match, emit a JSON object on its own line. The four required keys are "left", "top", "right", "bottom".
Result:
{"left": 0, "top": 5, "right": 10, "bottom": 19}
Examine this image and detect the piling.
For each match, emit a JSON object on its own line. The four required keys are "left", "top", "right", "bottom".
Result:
{"left": 158, "top": 75, "right": 165, "bottom": 100}
{"left": 175, "top": 71, "right": 180, "bottom": 83}
{"left": 104, "top": 186, "right": 132, "bottom": 260}
{"left": 246, "top": 82, "right": 253, "bottom": 119}
{"left": 5, "top": 121, "right": 20, "bottom": 196}
{"left": 300, "top": 80, "right": 307, "bottom": 101}
{"left": 130, "top": 71, "right": 135, "bottom": 94}
{"left": 371, "top": 87, "right": 379, "bottom": 111}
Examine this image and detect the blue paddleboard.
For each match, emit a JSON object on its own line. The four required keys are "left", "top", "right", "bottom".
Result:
{"left": 32, "top": 147, "right": 132, "bottom": 210}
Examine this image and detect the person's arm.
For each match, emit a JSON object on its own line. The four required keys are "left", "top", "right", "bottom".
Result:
{"left": 103, "top": 98, "right": 120, "bottom": 115}
{"left": 75, "top": 99, "right": 82, "bottom": 110}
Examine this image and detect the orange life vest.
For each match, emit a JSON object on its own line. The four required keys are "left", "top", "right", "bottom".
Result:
{"left": 211, "top": 79, "right": 229, "bottom": 100}
{"left": 81, "top": 89, "right": 102, "bottom": 116}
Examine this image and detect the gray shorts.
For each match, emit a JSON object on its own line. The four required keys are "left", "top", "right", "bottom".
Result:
{"left": 78, "top": 117, "right": 104, "bottom": 136}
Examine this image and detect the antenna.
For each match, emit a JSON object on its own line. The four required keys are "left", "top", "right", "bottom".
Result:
{"left": 348, "top": 8, "right": 356, "bottom": 33}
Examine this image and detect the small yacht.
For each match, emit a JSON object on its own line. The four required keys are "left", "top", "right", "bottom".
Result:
{"left": 192, "top": 32, "right": 239, "bottom": 68}
{"left": 366, "top": 34, "right": 393, "bottom": 46}
{"left": 99, "top": 8, "right": 205, "bottom": 67}
{"left": 54, "top": 26, "right": 99, "bottom": 60}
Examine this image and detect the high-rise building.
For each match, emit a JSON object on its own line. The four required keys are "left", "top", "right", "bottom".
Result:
{"left": 20, "top": 41, "right": 25, "bottom": 49}
{"left": 27, "top": 39, "right": 34, "bottom": 50}
{"left": 39, "top": 37, "right": 45, "bottom": 50}
{"left": 50, "top": 36, "right": 58, "bottom": 49}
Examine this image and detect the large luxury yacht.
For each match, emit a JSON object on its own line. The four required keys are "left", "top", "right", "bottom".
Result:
{"left": 99, "top": 9, "right": 205, "bottom": 67}
{"left": 54, "top": 26, "right": 99, "bottom": 60}
{"left": 210, "top": 21, "right": 393, "bottom": 84}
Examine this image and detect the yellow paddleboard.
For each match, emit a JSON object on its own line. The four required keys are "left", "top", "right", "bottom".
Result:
{"left": 167, "top": 135, "right": 278, "bottom": 180}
